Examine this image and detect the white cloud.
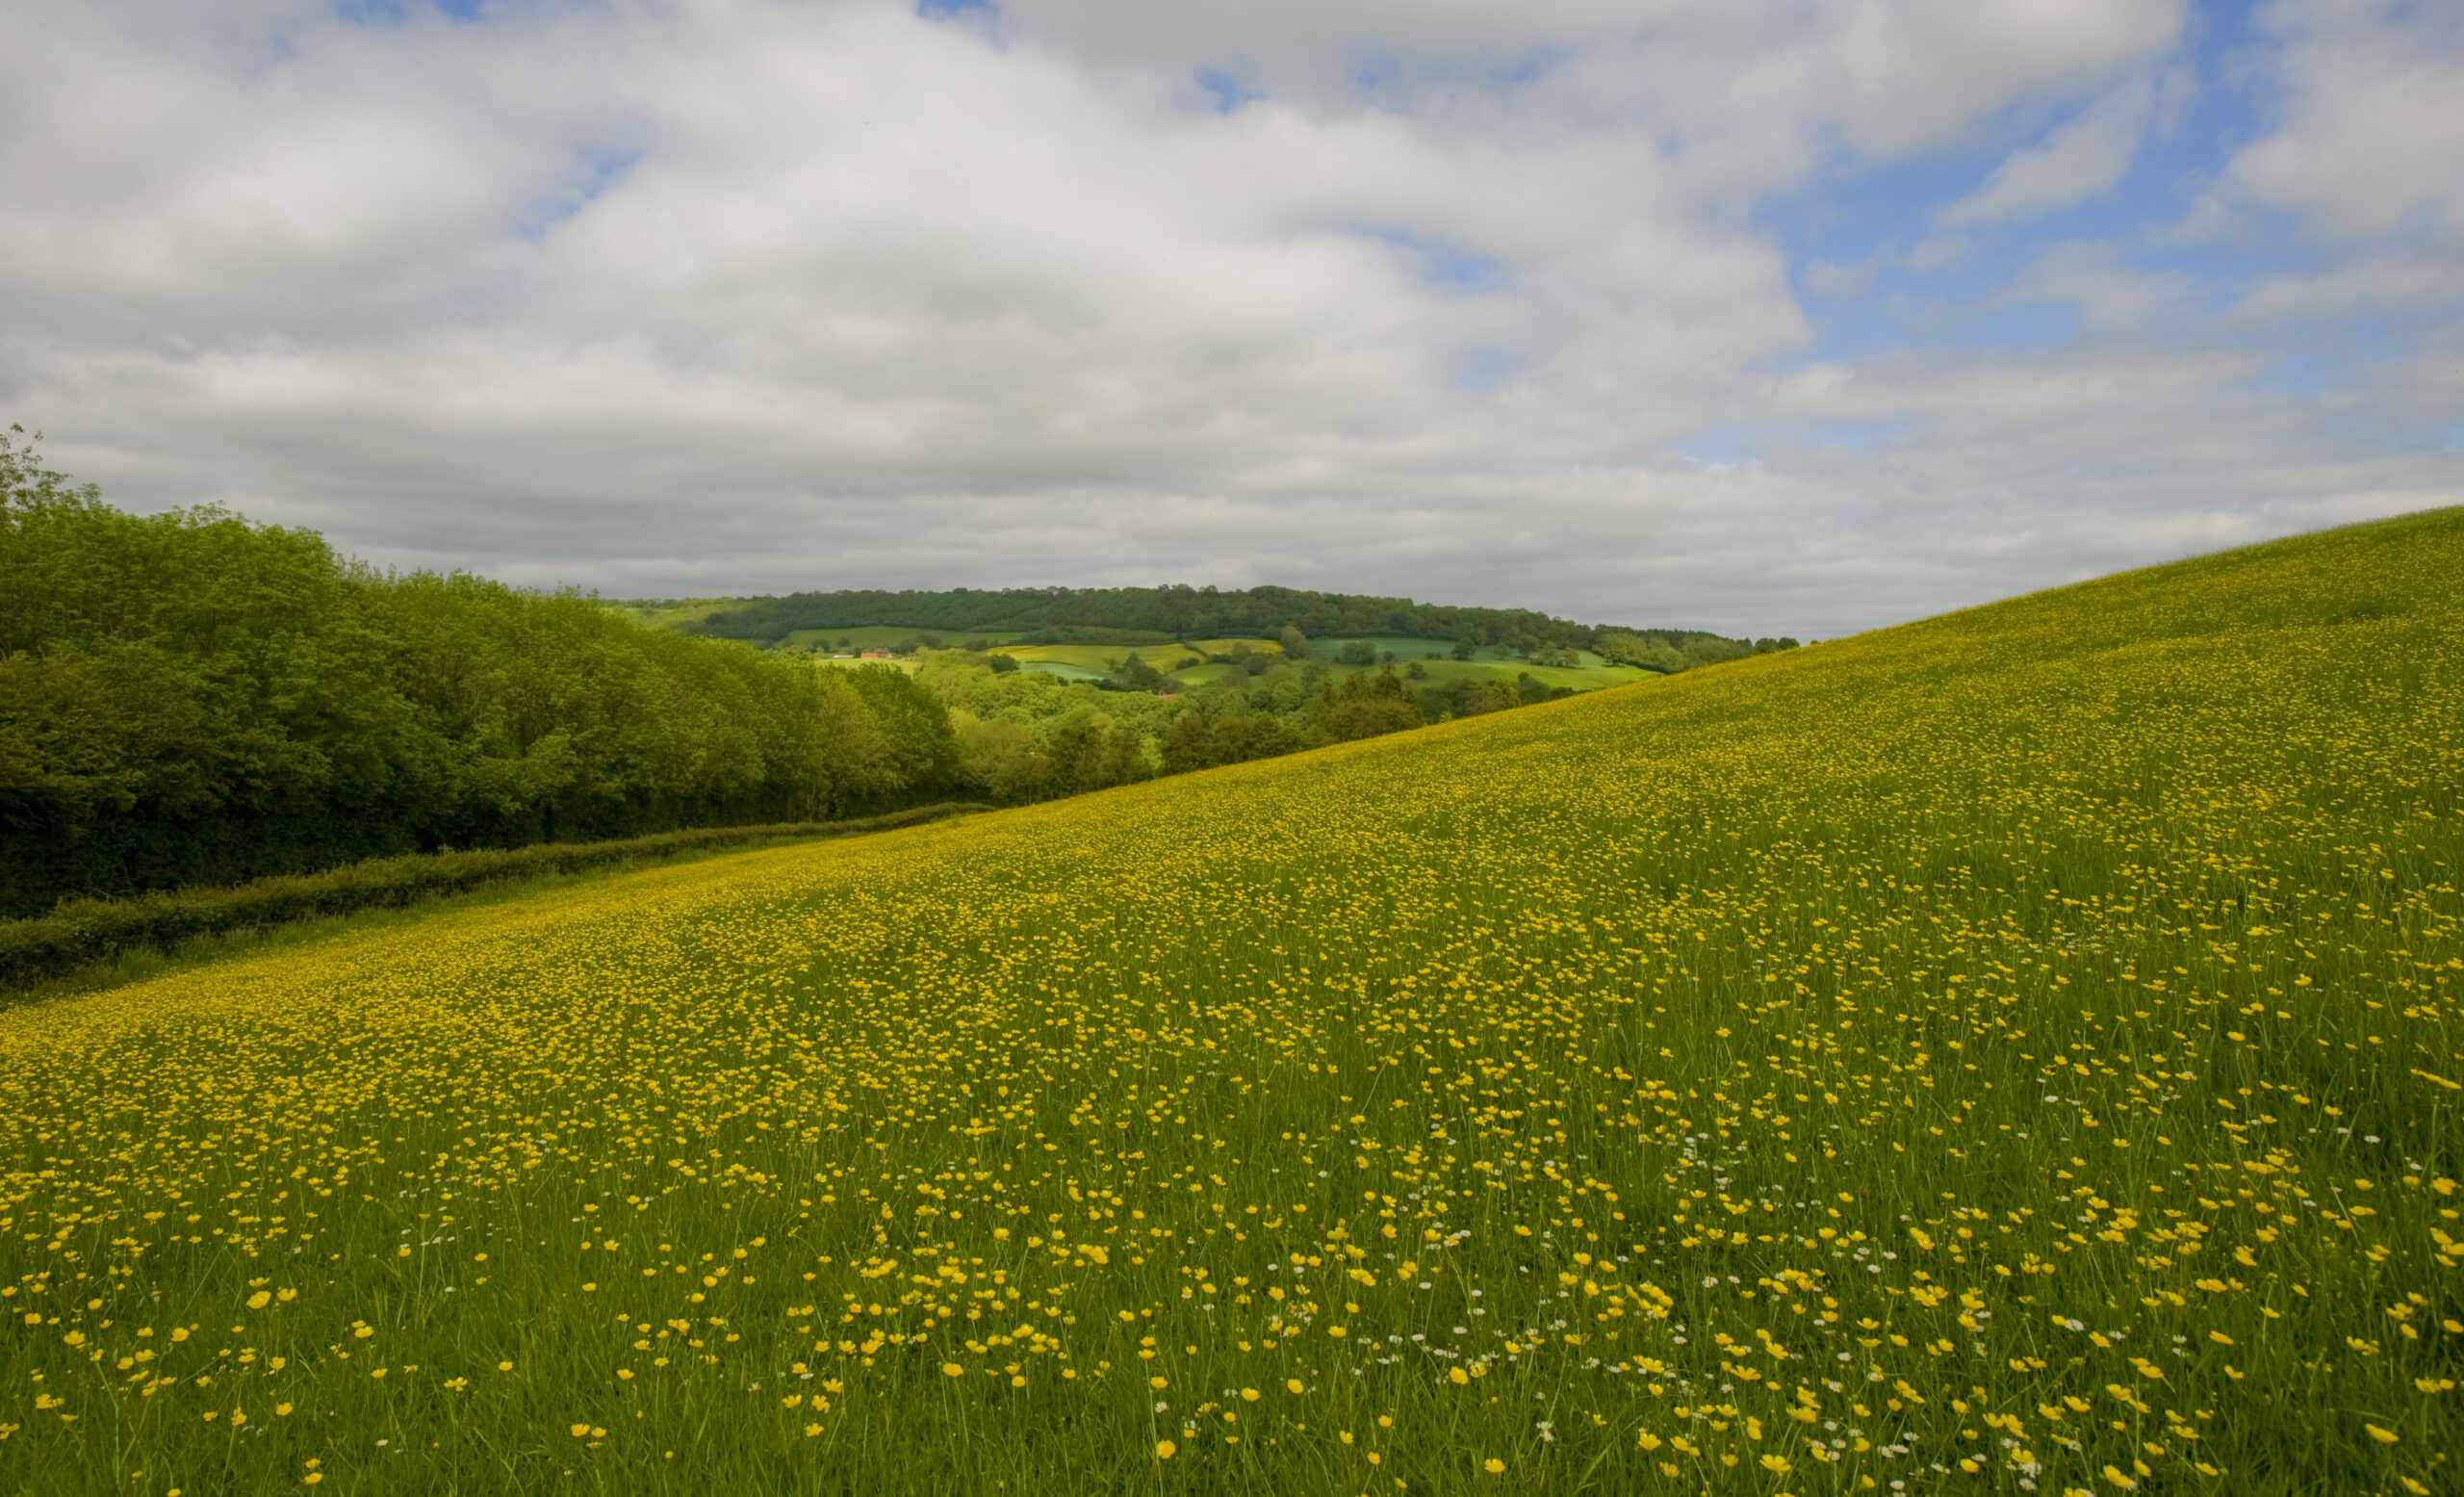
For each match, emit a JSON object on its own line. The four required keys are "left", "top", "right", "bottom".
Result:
{"left": 2002, "top": 241, "right": 2188, "bottom": 334}
{"left": 1937, "top": 73, "right": 2156, "bottom": 228}
{"left": 0, "top": 0, "right": 2452, "bottom": 642}
{"left": 1004, "top": 0, "right": 2187, "bottom": 161}
{"left": 2222, "top": 0, "right": 2464, "bottom": 245}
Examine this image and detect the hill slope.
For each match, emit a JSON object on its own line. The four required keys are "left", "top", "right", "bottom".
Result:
{"left": 4, "top": 509, "right": 2459, "bottom": 1495}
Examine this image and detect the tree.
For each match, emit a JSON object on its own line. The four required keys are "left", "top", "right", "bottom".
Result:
{"left": 1450, "top": 634, "right": 1478, "bottom": 660}
{"left": 1104, "top": 650, "right": 1165, "bottom": 692}
{"left": 1278, "top": 624, "right": 1310, "bottom": 661}
{"left": 1337, "top": 640, "right": 1376, "bottom": 666}
{"left": 954, "top": 715, "right": 1046, "bottom": 802}
{"left": 1315, "top": 665, "right": 1423, "bottom": 742}
{"left": 1160, "top": 710, "right": 1218, "bottom": 774}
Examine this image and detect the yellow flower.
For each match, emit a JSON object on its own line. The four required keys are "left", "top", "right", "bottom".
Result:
{"left": 1287, "top": 1379, "right": 1305, "bottom": 1395}
{"left": 2367, "top": 1425, "right": 2400, "bottom": 1444}
{"left": 245, "top": 1291, "right": 271, "bottom": 1310}
{"left": 1760, "top": 1454, "right": 1791, "bottom": 1474}
{"left": 1450, "top": 1368, "right": 1470, "bottom": 1385}
{"left": 498, "top": 1362, "right": 513, "bottom": 1373}
{"left": 1150, "top": 1377, "right": 1168, "bottom": 1390}
{"left": 1241, "top": 1388, "right": 1260, "bottom": 1402}
{"left": 570, "top": 1424, "right": 592, "bottom": 1437}
{"left": 1155, "top": 1440, "right": 1177, "bottom": 1460}
{"left": 1484, "top": 1458, "right": 1506, "bottom": 1474}
{"left": 942, "top": 1363, "right": 963, "bottom": 1378}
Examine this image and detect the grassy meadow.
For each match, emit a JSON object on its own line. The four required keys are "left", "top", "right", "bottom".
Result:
{"left": 989, "top": 641, "right": 1270, "bottom": 684}
{"left": 5, "top": 509, "right": 2461, "bottom": 1496}
{"left": 777, "top": 629, "right": 1630, "bottom": 695}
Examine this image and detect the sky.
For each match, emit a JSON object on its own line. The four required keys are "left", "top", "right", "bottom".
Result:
{"left": 4, "top": 0, "right": 2459, "bottom": 637}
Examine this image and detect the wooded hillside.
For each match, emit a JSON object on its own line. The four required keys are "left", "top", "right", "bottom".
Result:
{"left": 688, "top": 582, "right": 1778, "bottom": 660}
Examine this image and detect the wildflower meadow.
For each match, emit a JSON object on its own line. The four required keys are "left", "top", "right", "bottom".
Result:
{"left": 4, "top": 508, "right": 2459, "bottom": 1495}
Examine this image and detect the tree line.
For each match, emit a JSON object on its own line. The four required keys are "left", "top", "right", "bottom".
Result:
{"left": 0, "top": 430, "right": 958, "bottom": 917}
{"left": 686, "top": 581, "right": 1789, "bottom": 662}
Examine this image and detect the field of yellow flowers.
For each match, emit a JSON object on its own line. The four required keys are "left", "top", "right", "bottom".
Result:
{"left": 6, "top": 508, "right": 2461, "bottom": 1496}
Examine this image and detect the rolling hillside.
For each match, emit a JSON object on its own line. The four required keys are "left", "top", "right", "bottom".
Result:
{"left": 4, "top": 509, "right": 2458, "bottom": 1495}
{"left": 801, "top": 633, "right": 1632, "bottom": 697}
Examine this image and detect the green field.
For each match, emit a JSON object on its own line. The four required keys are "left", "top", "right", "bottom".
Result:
{"left": 1296, "top": 638, "right": 1633, "bottom": 693}
{"left": 978, "top": 640, "right": 1274, "bottom": 685}
{"left": 793, "top": 634, "right": 1633, "bottom": 695}
{"left": 779, "top": 626, "right": 1024, "bottom": 655}
{"left": 797, "top": 639, "right": 1219, "bottom": 684}
{"left": 8, "top": 510, "right": 2461, "bottom": 1495}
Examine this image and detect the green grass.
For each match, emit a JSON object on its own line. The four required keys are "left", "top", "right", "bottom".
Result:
{"left": 989, "top": 636, "right": 1635, "bottom": 693}
{"left": 782, "top": 632, "right": 1633, "bottom": 696}
{"left": 797, "top": 637, "right": 1226, "bottom": 681}
{"left": 0, "top": 806, "right": 988, "bottom": 999}
{"left": 6, "top": 508, "right": 2461, "bottom": 1496}
{"left": 779, "top": 626, "right": 1024, "bottom": 653}
{"left": 1302, "top": 638, "right": 1636, "bottom": 693}
{"left": 2, "top": 844, "right": 820, "bottom": 1010}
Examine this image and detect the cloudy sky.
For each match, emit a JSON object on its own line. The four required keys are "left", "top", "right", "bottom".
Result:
{"left": 6, "top": 0, "right": 2459, "bottom": 636}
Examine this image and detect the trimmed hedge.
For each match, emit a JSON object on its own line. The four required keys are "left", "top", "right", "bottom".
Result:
{"left": 0, "top": 803, "right": 989, "bottom": 991}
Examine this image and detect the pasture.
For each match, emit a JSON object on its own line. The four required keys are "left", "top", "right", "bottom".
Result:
{"left": 4, "top": 509, "right": 2459, "bottom": 1495}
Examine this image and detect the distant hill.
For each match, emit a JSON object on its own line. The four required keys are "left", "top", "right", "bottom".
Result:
{"left": 656, "top": 583, "right": 1791, "bottom": 664}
